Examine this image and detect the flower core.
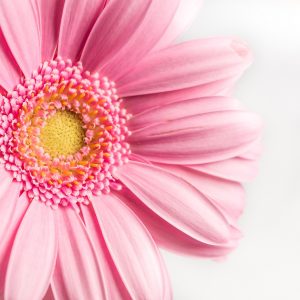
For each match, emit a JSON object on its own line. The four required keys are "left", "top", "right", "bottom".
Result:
{"left": 40, "top": 110, "right": 85, "bottom": 157}
{"left": 0, "top": 58, "right": 131, "bottom": 209}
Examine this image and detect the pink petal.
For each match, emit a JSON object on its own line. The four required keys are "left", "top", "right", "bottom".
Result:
{"left": 0, "top": 0, "right": 41, "bottom": 77}
{"left": 58, "top": 0, "right": 106, "bottom": 61}
{"left": 124, "top": 76, "right": 240, "bottom": 115}
{"left": 117, "top": 190, "right": 237, "bottom": 258}
{"left": 116, "top": 161, "right": 235, "bottom": 245}
{"left": 51, "top": 207, "right": 106, "bottom": 299}
{"left": 5, "top": 200, "right": 57, "bottom": 300}
{"left": 0, "top": 178, "right": 27, "bottom": 297}
{"left": 33, "top": 0, "right": 64, "bottom": 61}
{"left": 81, "top": 0, "right": 180, "bottom": 79}
{"left": 92, "top": 194, "right": 172, "bottom": 300}
{"left": 156, "top": 164, "right": 245, "bottom": 224}
{"left": 240, "top": 138, "right": 262, "bottom": 160}
{"left": 129, "top": 96, "right": 240, "bottom": 130}
{"left": 0, "top": 30, "right": 20, "bottom": 91}
{"left": 118, "top": 38, "right": 252, "bottom": 97}
{"left": 154, "top": 0, "right": 204, "bottom": 50}
{"left": 81, "top": 205, "right": 131, "bottom": 300}
{"left": 130, "top": 111, "right": 262, "bottom": 165}
{"left": 188, "top": 157, "right": 259, "bottom": 182}
{"left": 0, "top": 171, "right": 22, "bottom": 240}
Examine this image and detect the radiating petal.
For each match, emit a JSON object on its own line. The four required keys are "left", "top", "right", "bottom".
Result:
{"left": 81, "top": 0, "right": 180, "bottom": 79}
{"left": 58, "top": 0, "right": 106, "bottom": 61}
{"left": 116, "top": 161, "right": 234, "bottom": 245}
{"left": 0, "top": 171, "right": 22, "bottom": 238}
{"left": 32, "top": 0, "right": 64, "bottom": 61}
{"left": 154, "top": 0, "right": 204, "bottom": 50}
{"left": 81, "top": 205, "right": 130, "bottom": 300}
{"left": 81, "top": 0, "right": 151, "bottom": 73}
{"left": 51, "top": 207, "right": 106, "bottom": 300}
{"left": 156, "top": 164, "right": 245, "bottom": 224}
{"left": 124, "top": 76, "right": 240, "bottom": 115}
{"left": 5, "top": 200, "right": 57, "bottom": 300}
{"left": 118, "top": 38, "right": 252, "bottom": 97}
{"left": 0, "top": 0, "right": 41, "bottom": 77}
{"left": 188, "top": 157, "right": 259, "bottom": 182}
{"left": 129, "top": 96, "right": 240, "bottom": 130}
{"left": 92, "top": 194, "right": 172, "bottom": 300}
{"left": 130, "top": 111, "right": 262, "bottom": 165}
{"left": 239, "top": 139, "right": 262, "bottom": 160}
{"left": 0, "top": 30, "right": 20, "bottom": 91}
{"left": 0, "top": 177, "right": 26, "bottom": 297}
{"left": 116, "top": 189, "right": 237, "bottom": 258}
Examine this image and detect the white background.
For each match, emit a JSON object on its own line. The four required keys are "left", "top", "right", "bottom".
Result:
{"left": 162, "top": 1, "right": 300, "bottom": 299}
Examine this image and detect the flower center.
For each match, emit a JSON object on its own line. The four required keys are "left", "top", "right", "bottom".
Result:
{"left": 40, "top": 110, "right": 85, "bottom": 157}
{"left": 0, "top": 58, "right": 131, "bottom": 209}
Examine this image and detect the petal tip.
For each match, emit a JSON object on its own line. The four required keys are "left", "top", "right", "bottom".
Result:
{"left": 231, "top": 39, "right": 253, "bottom": 64}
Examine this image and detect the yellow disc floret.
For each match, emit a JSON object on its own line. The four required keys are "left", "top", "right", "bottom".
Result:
{"left": 40, "top": 110, "right": 85, "bottom": 157}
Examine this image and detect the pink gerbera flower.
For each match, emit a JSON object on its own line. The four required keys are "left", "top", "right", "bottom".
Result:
{"left": 0, "top": 0, "right": 262, "bottom": 299}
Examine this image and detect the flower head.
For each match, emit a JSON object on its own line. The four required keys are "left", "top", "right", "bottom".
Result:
{"left": 0, "top": 0, "right": 262, "bottom": 299}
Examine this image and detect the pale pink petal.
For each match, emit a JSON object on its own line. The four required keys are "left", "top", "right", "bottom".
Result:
{"left": 116, "top": 190, "right": 237, "bottom": 258}
{"left": 124, "top": 76, "right": 240, "bottom": 115}
{"left": 58, "top": 0, "right": 106, "bottom": 61}
{"left": 81, "top": 0, "right": 180, "bottom": 79}
{"left": 129, "top": 96, "right": 240, "bottom": 130}
{"left": 5, "top": 200, "right": 57, "bottom": 300}
{"left": 154, "top": 0, "right": 204, "bottom": 50}
{"left": 0, "top": 178, "right": 26, "bottom": 297}
{"left": 116, "top": 161, "right": 235, "bottom": 245}
{"left": 92, "top": 194, "right": 172, "bottom": 300}
{"left": 81, "top": 0, "right": 151, "bottom": 72}
{"left": 130, "top": 111, "right": 262, "bottom": 165}
{"left": 239, "top": 139, "right": 262, "bottom": 160}
{"left": 32, "top": 0, "right": 64, "bottom": 61}
{"left": 0, "top": 0, "right": 41, "bottom": 77}
{"left": 51, "top": 207, "right": 106, "bottom": 300}
{"left": 188, "top": 157, "right": 259, "bottom": 182}
{"left": 118, "top": 38, "right": 252, "bottom": 97}
{"left": 156, "top": 164, "right": 245, "bottom": 224}
{"left": 81, "top": 205, "right": 130, "bottom": 300}
{"left": 0, "top": 30, "right": 20, "bottom": 91}
{"left": 0, "top": 171, "right": 22, "bottom": 239}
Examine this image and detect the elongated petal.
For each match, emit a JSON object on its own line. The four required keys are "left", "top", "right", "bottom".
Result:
{"left": 81, "top": 0, "right": 151, "bottom": 73}
{"left": 5, "top": 200, "right": 57, "bottom": 300}
{"left": 156, "top": 164, "right": 245, "bottom": 224}
{"left": 0, "top": 0, "right": 41, "bottom": 77}
{"left": 154, "top": 0, "right": 204, "bottom": 50}
{"left": 124, "top": 76, "right": 240, "bottom": 115}
{"left": 0, "top": 30, "right": 20, "bottom": 91}
{"left": 129, "top": 96, "right": 240, "bottom": 130}
{"left": 118, "top": 38, "right": 252, "bottom": 97}
{"left": 0, "top": 178, "right": 26, "bottom": 297}
{"left": 92, "top": 194, "right": 172, "bottom": 300}
{"left": 117, "top": 189, "right": 237, "bottom": 258}
{"left": 51, "top": 207, "right": 106, "bottom": 300}
{"left": 58, "top": 0, "right": 106, "bottom": 60}
{"left": 188, "top": 157, "right": 259, "bottom": 182}
{"left": 240, "top": 139, "right": 262, "bottom": 160}
{"left": 82, "top": 0, "right": 180, "bottom": 79}
{"left": 81, "top": 205, "right": 131, "bottom": 300}
{"left": 33, "top": 0, "right": 64, "bottom": 61}
{"left": 130, "top": 111, "right": 262, "bottom": 165}
{"left": 117, "top": 161, "right": 234, "bottom": 244}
